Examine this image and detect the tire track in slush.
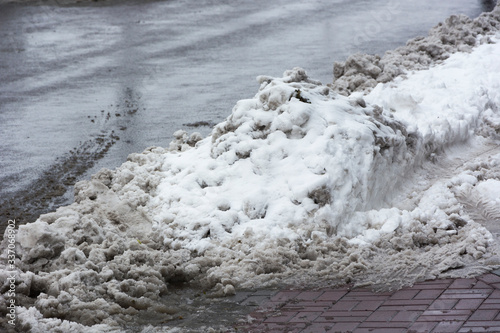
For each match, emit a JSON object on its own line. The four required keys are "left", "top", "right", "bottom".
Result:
{"left": 389, "top": 140, "right": 500, "bottom": 238}
{"left": 0, "top": 87, "right": 142, "bottom": 238}
{"left": 456, "top": 186, "right": 500, "bottom": 240}
{"left": 451, "top": 144, "right": 500, "bottom": 241}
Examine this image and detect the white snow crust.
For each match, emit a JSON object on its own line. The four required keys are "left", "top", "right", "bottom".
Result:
{"left": 2, "top": 4, "right": 500, "bottom": 332}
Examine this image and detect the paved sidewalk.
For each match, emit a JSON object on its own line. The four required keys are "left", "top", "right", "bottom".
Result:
{"left": 235, "top": 272, "right": 500, "bottom": 333}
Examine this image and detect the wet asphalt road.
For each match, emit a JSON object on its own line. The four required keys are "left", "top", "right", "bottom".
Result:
{"left": 0, "top": 0, "right": 496, "bottom": 231}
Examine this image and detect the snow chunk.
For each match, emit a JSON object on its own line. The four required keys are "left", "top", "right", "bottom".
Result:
{"left": 476, "top": 179, "right": 500, "bottom": 203}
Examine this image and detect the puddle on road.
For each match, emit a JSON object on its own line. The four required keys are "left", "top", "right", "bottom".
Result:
{"left": 123, "top": 286, "right": 278, "bottom": 332}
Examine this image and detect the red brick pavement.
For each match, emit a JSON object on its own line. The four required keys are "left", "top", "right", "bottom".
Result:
{"left": 236, "top": 272, "right": 500, "bottom": 333}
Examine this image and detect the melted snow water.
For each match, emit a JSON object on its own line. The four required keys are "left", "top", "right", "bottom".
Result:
{"left": 0, "top": 0, "right": 495, "bottom": 228}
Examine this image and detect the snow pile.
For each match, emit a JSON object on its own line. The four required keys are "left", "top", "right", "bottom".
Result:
{"left": 332, "top": 3, "right": 500, "bottom": 95}
{"left": 149, "top": 68, "right": 419, "bottom": 254}
{"left": 2, "top": 17, "right": 500, "bottom": 333}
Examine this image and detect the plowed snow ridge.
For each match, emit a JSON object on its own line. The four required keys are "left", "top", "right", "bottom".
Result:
{"left": 1, "top": 4, "right": 500, "bottom": 333}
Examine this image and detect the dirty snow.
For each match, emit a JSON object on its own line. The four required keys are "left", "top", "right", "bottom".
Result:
{"left": 332, "top": 8, "right": 500, "bottom": 95}
{"left": 2, "top": 4, "right": 500, "bottom": 333}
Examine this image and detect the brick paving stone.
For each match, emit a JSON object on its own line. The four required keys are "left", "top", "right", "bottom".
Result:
{"left": 449, "top": 278, "right": 478, "bottom": 289}
{"left": 428, "top": 299, "right": 458, "bottom": 310}
{"left": 318, "top": 311, "right": 370, "bottom": 322}
{"left": 417, "top": 310, "right": 471, "bottom": 321}
{"left": 413, "top": 279, "right": 455, "bottom": 286}
{"left": 365, "top": 310, "right": 398, "bottom": 322}
{"left": 439, "top": 292, "right": 491, "bottom": 299}
{"left": 455, "top": 298, "right": 485, "bottom": 310}
{"left": 389, "top": 289, "right": 420, "bottom": 300}
{"left": 251, "top": 290, "right": 279, "bottom": 297}
{"left": 409, "top": 283, "right": 453, "bottom": 290}
{"left": 458, "top": 328, "right": 500, "bottom": 333}
{"left": 383, "top": 299, "right": 434, "bottom": 306}
{"left": 343, "top": 294, "right": 391, "bottom": 301}
{"left": 378, "top": 305, "right": 429, "bottom": 311}
{"left": 281, "top": 303, "right": 331, "bottom": 312}
{"left": 358, "top": 320, "right": 410, "bottom": 328}
{"left": 286, "top": 306, "right": 330, "bottom": 313}
{"left": 284, "top": 301, "right": 332, "bottom": 307}
{"left": 238, "top": 274, "right": 500, "bottom": 333}
{"left": 300, "top": 322, "right": 334, "bottom": 333}
{"left": 414, "top": 289, "right": 444, "bottom": 300}
{"left": 407, "top": 321, "right": 438, "bottom": 333}
{"left": 318, "top": 316, "right": 367, "bottom": 323}
{"left": 473, "top": 281, "right": 493, "bottom": 289}
{"left": 296, "top": 291, "right": 324, "bottom": 301}
{"left": 419, "top": 316, "right": 471, "bottom": 323}
{"left": 344, "top": 290, "right": 384, "bottom": 296}
{"left": 391, "top": 310, "right": 423, "bottom": 322}
{"left": 352, "top": 328, "right": 407, "bottom": 333}
{"left": 321, "top": 310, "right": 372, "bottom": 318}
{"left": 444, "top": 289, "right": 493, "bottom": 295}
{"left": 316, "top": 291, "right": 349, "bottom": 302}
{"left": 479, "top": 274, "right": 500, "bottom": 284}
{"left": 483, "top": 297, "right": 500, "bottom": 304}
{"left": 468, "top": 309, "right": 500, "bottom": 321}
{"left": 352, "top": 300, "right": 384, "bottom": 311}
{"left": 433, "top": 320, "right": 465, "bottom": 332}
{"left": 327, "top": 322, "right": 359, "bottom": 332}
{"left": 462, "top": 320, "right": 500, "bottom": 327}
{"left": 418, "top": 314, "right": 470, "bottom": 322}
{"left": 422, "top": 309, "right": 472, "bottom": 316}
{"left": 289, "top": 311, "right": 323, "bottom": 323}
{"left": 328, "top": 300, "right": 359, "bottom": 311}
{"left": 478, "top": 303, "right": 500, "bottom": 310}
